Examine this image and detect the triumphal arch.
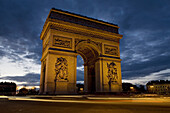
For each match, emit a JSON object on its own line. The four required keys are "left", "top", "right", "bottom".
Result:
{"left": 39, "top": 8, "right": 123, "bottom": 94}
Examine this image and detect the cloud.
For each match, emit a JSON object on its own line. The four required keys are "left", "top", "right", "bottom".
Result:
{"left": 121, "top": 29, "right": 170, "bottom": 79}
{"left": 77, "top": 67, "right": 84, "bottom": 81}
{"left": 123, "top": 68, "right": 170, "bottom": 85}
{"left": 0, "top": 52, "right": 41, "bottom": 77}
{"left": 0, "top": 0, "right": 170, "bottom": 86}
{"left": 77, "top": 55, "right": 84, "bottom": 66}
{"left": 0, "top": 73, "right": 40, "bottom": 86}
{"left": 76, "top": 55, "right": 84, "bottom": 81}
{"left": 77, "top": 65, "right": 84, "bottom": 71}
{"left": 77, "top": 81, "right": 84, "bottom": 84}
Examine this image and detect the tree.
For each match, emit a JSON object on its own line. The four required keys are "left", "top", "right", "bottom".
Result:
{"left": 18, "top": 87, "right": 28, "bottom": 95}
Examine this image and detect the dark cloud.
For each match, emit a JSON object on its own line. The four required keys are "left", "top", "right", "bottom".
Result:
{"left": 77, "top": 55, "right": 84, "bottom": 67}
{"left": 117, "top": 0, "right": 170, "bottom": 80}
{"left": 77, "top": 70, "right": 84, "bottom": 81}
{"left": 77, "top": 55, "right": 84, "bottom": 81}
{"left": 0, "top": 0, "right": 170, "bottom": 85}
{"left": 0, "top": 49, "right": 6, "bottom": 58}
{"left": 1, "top": 73, "right": 40, "bottom": 86}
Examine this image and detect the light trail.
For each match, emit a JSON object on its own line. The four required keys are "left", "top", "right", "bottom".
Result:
{"left": 4, "top": 96, "right": 170, "bottom": 105}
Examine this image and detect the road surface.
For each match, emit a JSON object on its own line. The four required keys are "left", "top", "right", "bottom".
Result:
{"left": 0, "top": 96, "right": 170, "bottom": 113}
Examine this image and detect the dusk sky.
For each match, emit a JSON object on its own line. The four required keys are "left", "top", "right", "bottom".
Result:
{"left": 0, "top": 0, "right": 170, "bottom": 88}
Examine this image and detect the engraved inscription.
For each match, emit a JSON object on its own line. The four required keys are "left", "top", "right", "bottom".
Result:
{"left": 104, "top": 45, "right": 118, "bottom": 56}
{"left": 53, "top": 36, "right": 72, "bottom": 48}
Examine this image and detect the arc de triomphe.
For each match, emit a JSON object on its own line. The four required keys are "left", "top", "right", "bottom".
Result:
{"left": 39, "top": 8, "right": 123, "bottom": 94}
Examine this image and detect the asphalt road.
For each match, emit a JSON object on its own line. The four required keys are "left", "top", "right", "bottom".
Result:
{"left": 1, "top": 100, "right": 170, "bottom": 113}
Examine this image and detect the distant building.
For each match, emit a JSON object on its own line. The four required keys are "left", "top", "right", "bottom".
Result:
{"left": 0, "top": 82, "right": 16, "bottom": 95}
{"left": 146, "top": 80, "right": 170, "bottom": 94}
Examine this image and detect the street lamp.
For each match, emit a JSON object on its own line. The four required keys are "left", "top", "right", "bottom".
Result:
{"left": 150, "top": 85, "right": 154, "bottom": 93}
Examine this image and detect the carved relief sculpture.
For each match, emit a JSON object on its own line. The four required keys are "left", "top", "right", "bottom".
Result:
{"left": 107, "top": 62, "right": 118, "bottom": 84}
{"left": 53, "top": 36, "right": 72, "bottom": 48}
{"left": 54, "top": 57, "right": 68, "bottom": 81}
{"left": 104, "top": 45, "right": 119, "bottom": 56}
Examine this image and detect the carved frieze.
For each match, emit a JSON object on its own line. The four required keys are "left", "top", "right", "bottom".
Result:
{"left": 53, "top": 35, "right": 72, "bottom": 48}
{"left": 54, "top": 57, "right": 68, "bottom": 81}
{"left": 107, "top": 62, "right": 118, "bottom": 84}
{"left": 104, "top": 45, "right": 119, "bottom": 56}
{"left": 48, "top": 24, "right": 120, "bottom": 43}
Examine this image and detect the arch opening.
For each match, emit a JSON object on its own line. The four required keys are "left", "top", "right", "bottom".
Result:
{"left": 76, "top": 55, "right": 84, "bottom": 93}
{"left": 76, "top": 43, "right": 100, "bottom": 94}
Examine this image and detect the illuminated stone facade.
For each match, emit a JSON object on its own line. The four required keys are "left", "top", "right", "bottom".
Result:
{"left": 147, "top": 80, "right": 170, "bottom": 94}
{"left": 39, "top": 8, "right": 123, "bottom": 94}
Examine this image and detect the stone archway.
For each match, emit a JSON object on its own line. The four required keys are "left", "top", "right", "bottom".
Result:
{"left": 39, "top": 8, "right": 123, "bottom": 94}
{"left": 76, "top": 40, "right": 100, "bottom": 93}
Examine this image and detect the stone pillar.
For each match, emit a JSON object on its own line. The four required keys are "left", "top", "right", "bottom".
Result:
{"left": 95, "top": 59, "right": 103, "bottom": 92}
{"left": 84, "top": 65, "right": 88, "bottom": 93}
{"left": 101, "top": 58, "right": 122, "bottom": 92}
{"left": 39, "top": 62, "right": 45, "bottom": 94}
{"left": 42, "top": 51, "right": 77, "bottom": 94}
{"left": 44, "top": 55, "right": 53, "bottom": 94}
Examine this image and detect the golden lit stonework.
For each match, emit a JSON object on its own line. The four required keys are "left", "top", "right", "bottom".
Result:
{"left": 39, "top": 8, "right": 123, "bottom": 94}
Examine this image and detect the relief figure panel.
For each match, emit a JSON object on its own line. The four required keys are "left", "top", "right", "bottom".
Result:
{"left": 54, "top": 57, "right": 68, "bottom": 82}
{"left": 104, "top": 44, "right": 119, "bottom": 56}
{"left": 107, "top": 62, "right": 118, "bottom": 84}
{"left": 53, "top": 35, "right": 72, "bottom": 49}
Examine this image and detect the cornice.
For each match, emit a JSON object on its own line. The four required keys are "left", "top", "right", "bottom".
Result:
{"left": 49, "top": 19, "right": 122, "bottom": 37}
{"left": 40, "top": 8, "right": 123, "bottom": 40}
{"left": 50, "top": 8, "right": 119, "bottom": 28}
{"left": 41, "top": 20, "right": 122, "bottom": 42}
